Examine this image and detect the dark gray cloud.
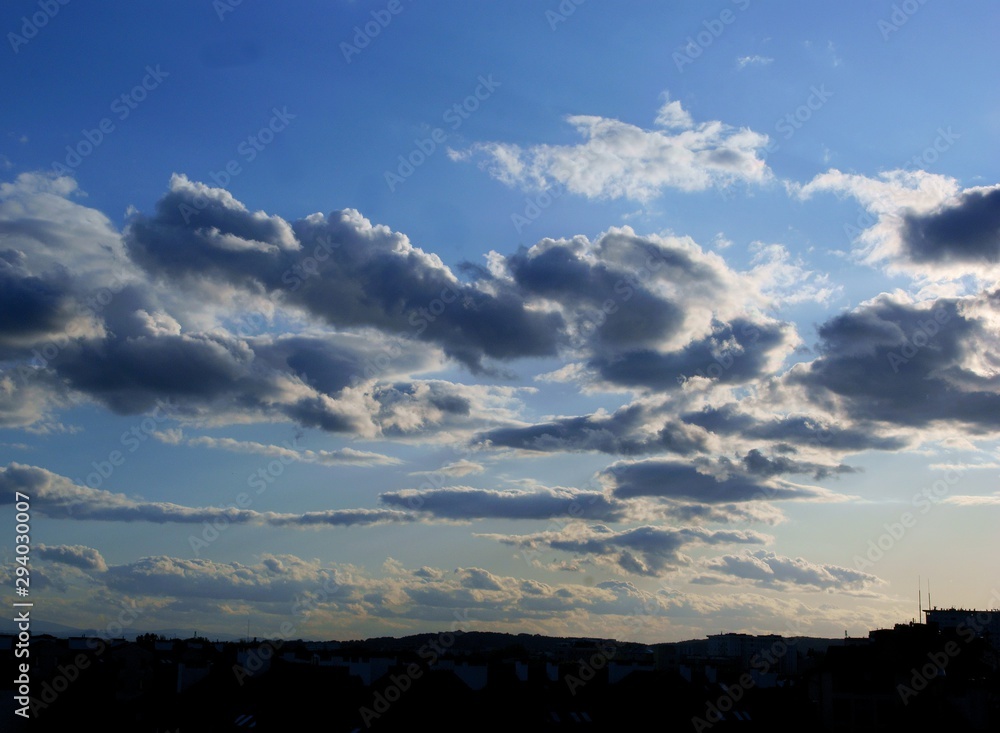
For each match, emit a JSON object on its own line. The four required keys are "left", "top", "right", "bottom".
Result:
{"left": 682, "top": 404, "right": 909, "bottom": 452}
{"left": 482, "top": 524, "right": 769, "bottom": 576}
{"left": 0, "top": 262, "right": 80, "bottom": 356}
{"left": 505, "top": 237, "right": 692, "bottom": 350}
{"left": 266, "top": 509, "right": 416, "bottom": 527}
{"left": 590, "top": 318, "right": 795, "bottom": 391}
{"left": 500, "top": 230, "right": 799, "bottom": 392}
{"left": 379, "top": 486, "right": 628, "bottom": 521}
{"left": 55, "top": 331, "right": 258, "bottom": 414}
{"left": 125, "top": 175, "right": 563, "bottom": 372}
{"left": 2, "top": 175, "right": 816, "bottom": 445}
{"left": 474, "top": 402, "right": 708, "bottom": 456}
{"left": 604, "top": 459, "right": 824, "bottom": 503}
{"left": 901, "top": 187, "right": 1000, "bottom": 264}
{"left": 740, "top": 448, "right": 858, "bottom": 481}
{"left": 787, "top": 293, "right": 1000, "bottom": 429}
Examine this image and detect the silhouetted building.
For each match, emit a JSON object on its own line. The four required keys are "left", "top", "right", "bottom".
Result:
{"left": 925, "top": 608, "right": 1000, "bottom": 651}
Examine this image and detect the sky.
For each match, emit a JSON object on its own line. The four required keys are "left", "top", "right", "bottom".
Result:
{"left": 1, "top": 0, "right": 999, "bottom": 645}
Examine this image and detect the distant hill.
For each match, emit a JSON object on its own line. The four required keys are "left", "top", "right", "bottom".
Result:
{"left": 0, "top": 620, "right": 245, "bottom": 642}
{"left": 1, "top": 621, "right": 844, "bottom": 654}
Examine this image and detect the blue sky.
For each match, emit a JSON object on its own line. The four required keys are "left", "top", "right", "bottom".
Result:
{"left": 1, "top": 0, "right": 999, "bottom": 643}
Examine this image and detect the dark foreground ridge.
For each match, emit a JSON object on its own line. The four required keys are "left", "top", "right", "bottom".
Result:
{"left": 2, "top": 610, "right": 998, "bottom": 731}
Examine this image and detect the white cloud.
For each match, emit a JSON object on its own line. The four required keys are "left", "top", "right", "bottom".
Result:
{"left": 736, "top": 55, "right": 773, "bottom": 69}
{"left": 453, "top": 94, "right": 771, "bottom": 201}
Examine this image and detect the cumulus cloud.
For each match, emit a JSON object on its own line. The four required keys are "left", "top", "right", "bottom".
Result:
{"left": 590, "top": 317, "right": 796, "bottom": 391}
{"left": 694, "top": 550, "right": 883, "bottom": 592}
{"left": 681, "top": 404, "right": 910, "bottom": 453}
{"left": 786, "top": 290, "right": 1000, "bottom": 431}
{"left": 17, "top": 547, "right": 907, "bottom": 641}
{"left": 0, "top": 368, "right": 76, "bottom": 430}
{"left": 451, "top": 93, "right": 771, "bottom": 201}
{"left": 126, "top": 174, "right": 563, "bottom": 372}
{"left": 740, "top": 448, "right": 859, "bottom": 481}
{"left": 900, "top": 186, "right": 1000, "bottom": 265}
{"left": 796, "top": 169, "right": 1000, "bottom": 280}
{"left": 474, "top": 402, "right": 711, "bottom": 457}
{"left": 37, "top": 544, "right": 108, "bottom": 572}
{"left": 480, "top": 523, "right": 770, "bottom": 576}
{"left": 492, "top": 226, "right": 804, "bottom": 392}
{"left": 0, "top": 173, "right": 136, "bottom": 289}
{"left": 0, "top": 174, "right": 829, "bottom": 443}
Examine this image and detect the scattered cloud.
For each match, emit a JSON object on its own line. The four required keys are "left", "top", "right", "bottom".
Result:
{"left": 452, "top": 94, "right": 771, "bottom": 201}
{"left": 481, "top": 523, "right": 771, "bottom": 577}
{"left": 736, "top": 55, "right": 773, "bottom": 69}
{"left": 694, "top": 550, "right": 883, "bottom": 592}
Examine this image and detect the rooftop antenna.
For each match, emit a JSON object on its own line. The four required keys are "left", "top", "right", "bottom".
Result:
{"left": 918, "top": 575, "right": 922, "bottom": 621}
{"left": 927, "top": 579, "right": 932, "bottom": 612}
